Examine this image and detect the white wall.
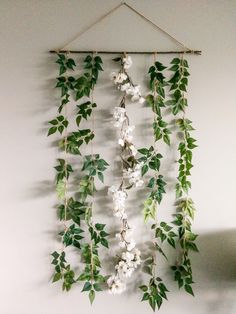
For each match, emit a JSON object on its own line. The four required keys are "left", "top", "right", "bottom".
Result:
{"left": 1, "top": 1, "right": 236, "bottom": 313}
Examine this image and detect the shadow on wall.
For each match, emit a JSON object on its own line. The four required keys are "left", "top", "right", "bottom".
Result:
{"left": 194, "top": 229, "right": 236, "bottom": 314}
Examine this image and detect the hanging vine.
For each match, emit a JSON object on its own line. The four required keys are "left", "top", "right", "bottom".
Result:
{"left": 168, "top": 56, "right": 198, "bottom": 296}
{"left": 47, "top": 52, "right": 199, "bottom": 308}
{"left": 107, "top": 55, "right": 143, "bottom": 294}
{"left": 138, "top": 58, "right": 177, "bottom": 311}
{"left": 48, "top": 53, "right": 110, "bottom": 303}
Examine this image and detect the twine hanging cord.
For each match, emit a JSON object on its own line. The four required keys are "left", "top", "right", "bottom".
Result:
{"left": 55, "top": 2, "right": 200, "bottom": 55}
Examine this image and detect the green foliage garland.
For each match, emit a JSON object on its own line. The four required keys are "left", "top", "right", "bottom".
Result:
{"left": 48, "top": 53, "right": 109, "bottom": 304}
{"left": 139, "top": 60, "right": 175, "bottom": 311}
{"left": 47, "top": 53, "right": 198, "bottom": 309}
{"left": 168, "top": 56, "right": 198, "bottom": 296}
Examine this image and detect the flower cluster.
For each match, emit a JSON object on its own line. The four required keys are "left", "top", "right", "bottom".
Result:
{"left": 113, "top": 107, "right": 126, "bottom": 128}
{"left": 107, "top": 55, "right": 143, "bottom": 295}
{"left": 123, "top": 55, "right": 132, "bottom": 69}
{"left": 118, "top": 125, "right": 135, "bottom": 146}
{"left": 125, "top": 162, "right": 144, "bottom": 187}
{"left": 107, "top": 223, "right": 141, "bottom": 294}
{"left": 112, "top": 106, "right": 138, "bottom": 157}
{"left": 107, "top": 185, "right": 142, "bottom": 295}
{"left": 108, "top": 186, "right": 127, "bottom": 219}
{"left": 110, "top": 55, "right": 145, "bottom": 104}
{"left": 107, "top": 274, "right": 126, "bottom": 294}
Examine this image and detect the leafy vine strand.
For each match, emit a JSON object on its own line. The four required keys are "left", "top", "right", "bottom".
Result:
{"left": 139, "top": 57, "right": 176, "bottom": 311}
{"left": 168, "top": 56, "right": 198, "bottom": 296}
{"left": 48, "top": 53, "right": 110, "bottom": 304}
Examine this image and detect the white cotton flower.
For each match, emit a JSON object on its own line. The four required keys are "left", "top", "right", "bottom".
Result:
{"left": 114, "top": 72, "right": 127, "bottom": 84}
{"left": 126, "top": 84, "right": 143, "bottom": 102}
{"left": 116, "top": 232, "right": 122, "bottom": 240}
{"left": 133, "top": 248, "right": 141, "bottom": 257}
{"left": 126, "top": 86, "right": 134, "bottom": 95}
{"left": 122, "top": 251, "right": 134, "bottom": 263}
{"left": 127, "top": 85, "right": 140, "bottom": 96}
{"left": 131, "top": 94, "right": 140, "bottom": 102}
{"left": 108, "top": 185, "right": 117, "bottom": 196}
{"left": 132, "top": 248, "right": 142, "bottom": 268}
{"left": 108, "top": 186, "right": 128, "bottom": 218}
{"left": 107, "top": 275, "right": 126, "bottom": 294}
{"left": 110, "top": 72, "right": 117, "bottom": 81}
{"left": 136, "top": 179, "right": 144, "bottom": 187}
{"left": 116, "top": 261, "right": 134, "bottom": 278}
{"left": 113, "top": 106, "right": 126, "bottom": 128}
{"left": 125, "top": 162, "right": 144, "bottom": 187}
{"left": 127, "top": 239, "right": 136, "bottom": 251}
{"left": 120, "top": 125, "right": 135, "bottom": 145}
{"left": 123, "top": 56, "right": 132, "bottom": 70}
{"left": 119, "top": 241, "right": 126, "bottom": 249}
{"left": 120, "top": 82, "right": 131, "bottom": 92}
{"left": 139, "top": 97, "right": 145, "bottom": 104}
{"left": 130, "top": 144, "right": 137, "bottom": 156}
{"left": 118, "top": 138, "right": 125, "bottom": 147}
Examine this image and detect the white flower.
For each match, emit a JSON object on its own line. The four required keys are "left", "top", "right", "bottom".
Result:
{"left": 127, "top": 85, "right": 140, "bottom": 96}
{"left": 132, "top": 248, "right": 142, "bottom": 268}
{"left": 120, "top": 125, "right": 135, "bottom": 145}
{"left": 126, "top": 84, "right": 144, "bottom": 102}
{"left": 114, "top": 72, "right": 127, "bottom": 84}
{"left": 127, "top": 239, "right": 136, "bottom": 251}
{"left": 108, "top": 186, "right": 128, "bottom": 218}
{"left": 136, "top": 179, "right": 144, "bottom": 187}
{"left": 139, "top": 97, "right": 145, "bottom": 104}
{"left": 118, "top": 241, "right": 126, "bottom": 249}
{"left": 123, "top": 55, "right": 132, "bottom": 70}
{"left": 131, "top": 94, "right": 140, "bottom": 102}
{"left": 118, "top": 138, "right": 125, "bottom": 147}
{"left": 116, "top": 261, "right": 134, "bottom": 278}
{"left": 110, "top": 72, "right": 117, "bottom": 81}
{"left": 126, "top": 86, "right": 135, "bottom": 95}
{"left": 120, "top": 82, "right": 131, "bottom": 92}
{"left": 133, "top": 248, "right": 141, "bottom": 256}
{"left": 122, "top": 251, "right": 134, "bottom": 263}
{"left": 113, "top": 106, "right": 126, "bottom": 128}
{"left": 107, "top": 275, "right": 126, "bottom": 294}
{"left": 130, "top": 144, "right": 137, "bottom": 156}
{"left": 108, "top": 185, "right": 116, "bottom": 195}
{"left": 125, "top": 162, "right": 144, "bottom": 187}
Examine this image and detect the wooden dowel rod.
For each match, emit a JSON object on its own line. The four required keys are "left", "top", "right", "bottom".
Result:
{"left": 49, "top": 50, "right": 202, "bottom": 55}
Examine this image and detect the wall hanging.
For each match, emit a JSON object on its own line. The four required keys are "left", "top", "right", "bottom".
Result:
{"left": 48, "top": 2, "right": 201, "bottom": 311}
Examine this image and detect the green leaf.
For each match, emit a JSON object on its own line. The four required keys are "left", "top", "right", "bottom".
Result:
{"left": 89, "top": 289, "right": 95, "bottom": 304}
{"left": 97, "top": 172, "right": 104, "bottom": 183}
{"left": 52, "top": 272, "right": 61, "bottom": 282}
{"left": 184, "top": 284, "right": 194, "bottom": 296}
{"left": 93, "top": 283, "right": 102, "bottom": 291}
{"left": 101, "top": 238, "right": 109, "bottom": 248}
{"left": 141, "top": 164, "right": 149, "bottom": 176}
{"left": 141, "top": 292, "right": 149, "bottom": 301}
{"left": 51, "top": 251, "right": 60, "bottom": 259}
{"left": 49, "top": 119, "right": 58, "bottom": 125}
{"left": 58, "top": 125, "right": 64, "bottom": 134}
{"left": 95, "top": 223, "right": 105, "bottom": 231}
{"left": 139, "top": 285, "right": 148, "bottom": 292}
{"left": 149, "top": 296, "right": 156, "bottom": 311}
{"left": 47, "top": 126, "right": 57, "bottom": 136}
{"left": 82, "top": 281, "right": 92, "bottom": 292}
{"left": 56, "top": 180, "right": 66, "bottom": 200}
{"left": 171, "top": 58, "right": 180, "bottom": 65}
